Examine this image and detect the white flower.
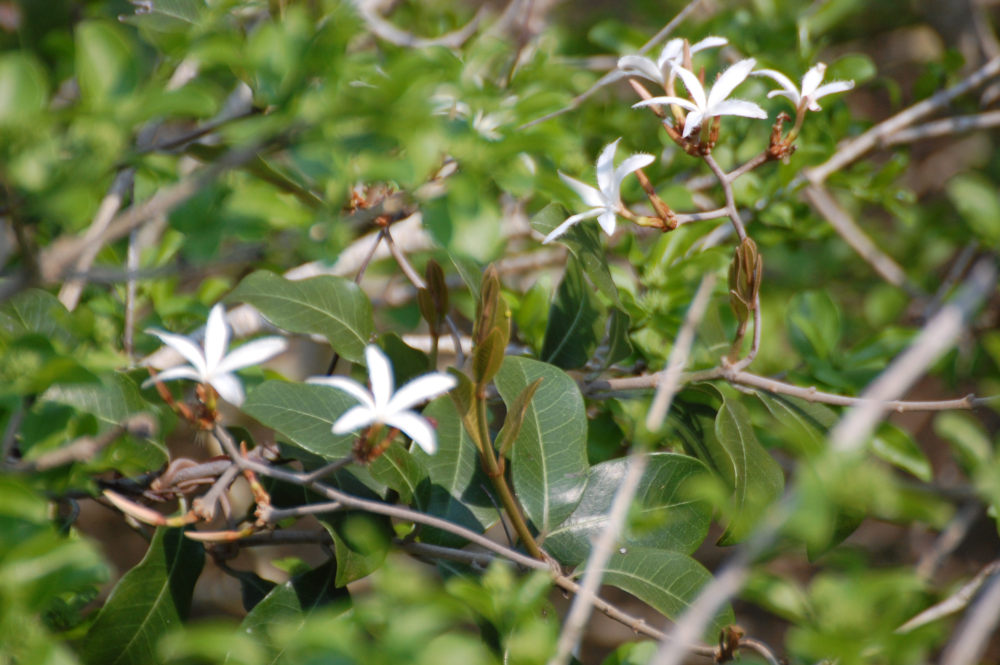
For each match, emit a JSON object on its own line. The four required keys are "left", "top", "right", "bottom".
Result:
{"left": 544, "top": 138, "right": 655, "bottom": 244}
{"left": 753, "top": 62, "right": 854, "bottom": 112}
{"left": 308, "top": 345, "right": 457, "bottom": 455}
{"left": 143, "top": 303, "right": 288, "bottom": 406}
{"left": 634, "top": 58, "right": 768, "bottom": 138}
{"left": 618, "top": 36, "right": 727, "bottom": 88}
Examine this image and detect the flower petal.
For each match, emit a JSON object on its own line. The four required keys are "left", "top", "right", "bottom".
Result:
{"left": 708, "top": 58, "right": 756, "bottom": 109}
{"left": 753, "top": 68, "right": 798, "bottom": 97}
{"left": 633, "top": 96, "right": 699, "bottom": 112}
{"left": 558, "top": 172, "right": 606, "bottom": 208}
{"left": 364, "top": 344, "right": 394, "bottom": 410}
{"left": 385, "top": 410, "right": 438, "bottom": 454}
{"left": 204, "top": 304, "right": 230, "bottom": 373}
{"left": 215, "top": 337, "right": 288, "bottom": 374}
{"left": 146, "top": 330, "right": 208, "bottom": 378}
{"left": 800, "top": 63, "right": 827, "bottom": 97}
{"left": 307, "top": 376, "right": 376, "bottom": 409}
{"left": 332, "top": 405, "right": 377, "bottom": 435}
{"left": 681, "top": 110, "right": 706, "bottom": 137}
{"left": 613, "top": 153, "right": 655, "bottom": 191}
{"left": 387, "top": 372, "right": 457, "bottom": 413}
{"left": 595, "top": 139, "right": 621, "bottom": 197}
{"left": 812, "top": 80, "right": 854, "bottom": 100}
{"left": 597, "top": 210, "right": 618, "bottom": 236}
{"left": 617, "top": 55, "right": 663, "bottom": 84}
{"left": 655, "top": 38, "right": 684, "bottom": 70}
{"left": 711, "top": 99, "right": 768, "bottom": 119}
{"left": 542, "top": 209, "right": 603, "bottom": 244}
{"left": 689, "top": 36, "right": 727, "bottom": 53}
{"left": 142, "top": 366, "right": 202, "bottom": 387}
{"left": 210, "top": 372, "right": 245, "bottom": 406}
{"left": 672, "top": 65, "right": 707, "bottom": 109}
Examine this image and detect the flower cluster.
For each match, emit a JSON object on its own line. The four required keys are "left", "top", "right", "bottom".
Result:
{"left": 546, "top": 39, "right": 854, "bottom": 243}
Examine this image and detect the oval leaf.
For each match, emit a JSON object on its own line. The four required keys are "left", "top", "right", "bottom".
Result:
{"left": 541, "top": 257, "right": 605, "bottom": 370}
{"left": 594, "top": 547, "right": 734, "bottom": 639}
{"left": 82, "top": 528, "right": 204, "bottom": 665}
{"left": 242, "top": 381, "right": 357, "bottom": 459}
{"left": 545, "top": 453, "right": 712, "bottom": 565}
{"left": 495, "top": 356, "right": 589, "bottom": 536}
{"left": 229, "top": 270, "right": 373, "bottom": 363}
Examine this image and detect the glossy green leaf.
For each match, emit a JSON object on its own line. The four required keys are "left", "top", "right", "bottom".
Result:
{"left": 545, "top": 453, "right": 712, "bottom": 565}
{"left": 43, "top": 373, "right": 149, "bottom": 427}
{"left": 605, "top": 308, "right": 633, "bottom": 367}
{"left": 594, "top": 547, "right": 734, "bottom": 639}
{"left": 369, "top": 442, "right": 429, "bottom": 505}
{"left": 82, "top": 528, "right": 204, "bottom": 665}
{"left": 872, "top": 423, "right": 932, "bottom": 481}
{"left": 495, "top": 357, "right": 589, "bottom": 536}
{"left": 239, "top": 558, "right": 349, "bottom": 657}
{"left": 411, "top": 397, "right": 496, "bottom": 546}
{"left": 710, "top": 396, "right": 785, "bottom": 545}
{"left": 933, "top": 412, "right": 993, "bottom": 471}
{"left": 119, "top": 0, "right": 203, "bottom": 33}
{"left": 242, "top": 381, "right": 357, "bottom": 459}
{"left": 319, "top": 514, "right": 392, "bottom": 587}
{"left": 754, "top": 390, "right": 837, "bottom": 456}
{"left": 531, "top": 203, "right": 620, "bottom": 305}
{"left": 0, "top": 53, "right": 48, "bottom": 123}
{"left": 75, "top": 21, "right": 141, "bottom": 105}
{"left": 787, "top": 290, "right": 841, "bottom": 361}
{"left": 541, "top": 257, "right": 605, "bottom": 370}
{"left": 229, "top": 271, "right": 373, "bottom": 363}
{"left": 0, "top": 289, "right": 75, "bottom": 346}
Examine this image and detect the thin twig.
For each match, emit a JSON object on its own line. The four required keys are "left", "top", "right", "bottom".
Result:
{"left": 879, "top": 110, "right": 1000, "bottom": 146}
{"left": 937, "top": 566, "right": 1000, "bottom": 665}
{"left": 916, "top": 502, "right": 982, "bottom": 581}
{"left": 702, "top": 153, "right": 747, "bottom": 241}
{"left": 897, "top": 560, "right": 1000, "bottom": 634}
{"left": 354, "top": 0, "right": 485, "bottom": 48}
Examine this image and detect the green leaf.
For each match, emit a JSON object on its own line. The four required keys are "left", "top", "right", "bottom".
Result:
{"left": 872, "top": 423, "right": 932, "bottom": 482}
{"left": 43, "top": 373, "right": 149, "bottom": 427}
{"left": 411, "top": 397, "right": 497, "bottom": 546}
{"left": 229, "top": 271, "right": 373, "bottom": 363}
{"left": 947, "top": 172, "right": 1000, "bottom": 244}
{"left": 369, "top": 442, "right": 428, "bottom": 505}
{"left": 545, "top": 453, "right": 712, "bottom": 566}
{"left": 787, "top": 291, "right": 841, "bottom": 361}
{"left": 754, "top": 391, "right": 837, "bottom": 456}
{"left": 319, "top": 514, "right": 392, "bottom": 587}
{"left": 605, "top": 308, "right": 633, "bottom": 367}
{"left": 75, "top": 21, "right": 141, "bottom": 105}
{"left": 541, "top": 257, "right": 605, "bottom": 370}
{"left": 531, "top": 203, "right": 620, "bottom": 305}
{"left": 709, "top": 396, "right": 785, "bottom": 545}
{"left": 119, "top": 0, "right": 204, "bottom": 33}
{"left": 242, "top": 381, "right": 357, "bottom": 459}
{"left": 594, "top": 547, "right": 734, "bottom": 639}
{"left": 495, "top": 357, "right": 589, "bottom": 536}
{"left": 0, "top": 289, "right": 75, "bottom": 346}
{"left": 239, "top": 558, "right": 349, "bottom": 657}
{"left": 0, "top": 53, "right": 48, "bottom": 124}
{"left": 81, "top": 528, "right": 204, "bottom": 665}
{"left": 933, "top": 412, "right": 993, "bottom": 471}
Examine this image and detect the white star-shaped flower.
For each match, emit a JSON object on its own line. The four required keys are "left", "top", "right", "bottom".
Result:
{"left": 617, "top": 36, "right": 727, "bottom": 89}
{"left": 634, "top": 58, "right": 768, "bottom": 138}
{"left": 544, "top": 138, "right": 655, "bottom": 244}
{"left": 753, "top": 62, "right": 854, "bottom": 112}
{"left": 143, "top": 303, "right": 288, "bottom": 406}
{"left": 308, "top": 345, "right": 457, "bottom": 455}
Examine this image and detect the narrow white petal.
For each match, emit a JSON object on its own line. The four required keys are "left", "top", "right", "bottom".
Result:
{"left": 812, "top": 80, "right": 854, "bottom": 99}
{"left": 801, "top": 63, "right": 827, "bottom": 97}
{"left": 364, "top": 344, "right": 395, "bottom": 410}
{"left": 690, "top": 36, "right": 727, "bottom": 53}
{"left": 595, "top": 139, "right": 621, "bottom": 196}
{"left": 617, "top": 55, "right": 663, "bottom": 84}
{"left": 609, "top": 153, "right": 655, "bottom": 204}
{"left": 204, "top": 304, "right": 230, "bottom": 372}
{"left": 672, "top": 66, "right": 707, "bottom": 109}
{"left": 597, "top": 210, "right": 618, "bottom": 236}
{"left": 558, "top": 172, "right": 606, "bottom": 208}
{"left": 307, "top": 376, "right": 376, "bottom": 409}
{"left": 147, "top": 330, "right": 208, "bottom": 378}
{"left": 753, "top": 68, "right": 798, "bottom": 96}
{"left": 767, "top": 90, "right": 800, "bottom": 104}
{"left": 542, "top": 209, "right": 603, "bottom": 244}
{"left": 215, "top": 337, "right": 287, "bottom": 374}
{"left": 142, "top": 366, "right": 202, "bottom": 387}
{"left": 387, "top": 373, "right": 457, "bottom": 413}
{"left": 633, "top": 96, "right": 699, "bottom": 112}
{"left": 708, "top": 58, "right": 756, "bottom": 109}
{"left": 656, "top": 39, "right": 684, "bottom": 69}
{"left": 385, "top": 411, "right": 438, "bottom": 454}
{"left": 681, "top": 110, "right": 706, "bottom": 137}
{"left": 210, "top": 373, "right": 245, "bottom": 406}
{"left": 712, "top": 99, "right": 768, "bottom": 119}
{"left": 333, "top": 405, "right": 377, "bottom": 434}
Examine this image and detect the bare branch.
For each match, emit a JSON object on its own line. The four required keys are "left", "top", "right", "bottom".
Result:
{"left": 880, "top": 110, "right": 1000, "bottom": 146}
